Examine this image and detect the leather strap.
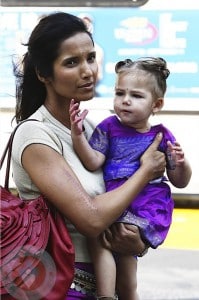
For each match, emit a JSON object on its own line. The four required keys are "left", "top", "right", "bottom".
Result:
{"left": 0, "top": 119, "right": 38, "bottom": 189}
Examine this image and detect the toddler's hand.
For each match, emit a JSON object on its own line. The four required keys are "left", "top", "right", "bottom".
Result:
{"left": 69, "top": 99, "right": 88, "bottom": 135}
{"left": 166, "top": 140, "right": 185, "bottom": 169}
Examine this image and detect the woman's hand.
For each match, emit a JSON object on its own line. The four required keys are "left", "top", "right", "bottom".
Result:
{"left": 101, "top": 223, "right": 146, "bottom": 256}
{"left": 140, "top": 132, "right": 166, "bottom": 181}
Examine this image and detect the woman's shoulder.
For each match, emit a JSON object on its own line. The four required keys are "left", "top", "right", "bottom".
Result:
{"left": 12, "top": 118, "right": 63, "bottom": 158}
{"left": 14, "top": 119, "right": 54, "bottom": 139}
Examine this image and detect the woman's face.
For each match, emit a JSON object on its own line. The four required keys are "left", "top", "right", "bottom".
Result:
{"left": 47, "top": 32, "right": 98, "bottom": 102}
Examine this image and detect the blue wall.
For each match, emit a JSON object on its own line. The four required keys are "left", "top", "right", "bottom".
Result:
{"left": 0, "top": 7, "right": 199, "bottom": 101}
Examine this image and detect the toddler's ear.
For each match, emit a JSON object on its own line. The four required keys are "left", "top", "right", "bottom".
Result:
{"left": 152, "top": 98, "right": 164, "bottom": 114}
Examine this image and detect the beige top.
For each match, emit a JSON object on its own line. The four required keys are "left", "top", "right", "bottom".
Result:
{"left": 11, "top": 105, "right": 105, "bottom": 262}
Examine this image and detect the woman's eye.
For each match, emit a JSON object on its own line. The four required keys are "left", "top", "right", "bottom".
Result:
{"left": 64, "top": 59, "right": 77, "bottom": 67}
{"left": 88, "top": 53, "right": 96, "bottom": 63}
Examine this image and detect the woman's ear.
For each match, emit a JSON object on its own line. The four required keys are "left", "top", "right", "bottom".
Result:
{"left": 35, "top": 68, "right": 49, "bottom": 83}
{"left": 152, "top": 97, "right": 164, "bottom": 114}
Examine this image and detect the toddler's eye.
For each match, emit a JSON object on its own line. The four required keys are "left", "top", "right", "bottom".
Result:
{"left": 132, "top": 93, "right": 142, "bottom": 98}
{"left": 115, "top": 91, "right": 124, "bottom": 96}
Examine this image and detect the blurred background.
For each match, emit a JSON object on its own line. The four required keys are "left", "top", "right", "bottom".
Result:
{"left": 0, "top": 0, "right": 199, "bottom": 298}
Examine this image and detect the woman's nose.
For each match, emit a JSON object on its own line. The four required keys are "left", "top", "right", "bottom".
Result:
{"left": 81, "top": 62, "right": 93, "bottom": 77}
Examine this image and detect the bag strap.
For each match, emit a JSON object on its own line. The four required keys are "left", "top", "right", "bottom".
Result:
{"left": 0, "top": 119, "right": 38, "bottom": 190}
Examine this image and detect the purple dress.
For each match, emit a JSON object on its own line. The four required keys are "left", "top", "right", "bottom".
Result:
{"left": 89, "top": 115, "right": 175, "bottom": 248}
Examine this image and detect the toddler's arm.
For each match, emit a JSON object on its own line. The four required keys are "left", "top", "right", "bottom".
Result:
{"left": 166, "top": 140, "right": 192, "bottom": 188}
{"left": 69, "top": 99, "right": 105, "bottom": 171}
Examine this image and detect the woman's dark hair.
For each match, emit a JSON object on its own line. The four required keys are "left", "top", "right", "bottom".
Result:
{"left": 14, "top": 12, "right": 93, "bottom": 122}
{"left": 115, "top": 57, "right": 170, "bottom": 98}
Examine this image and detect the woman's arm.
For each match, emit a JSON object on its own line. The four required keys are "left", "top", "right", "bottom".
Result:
{"left": 22, "top": 132, "right": 165, "bottom": 238}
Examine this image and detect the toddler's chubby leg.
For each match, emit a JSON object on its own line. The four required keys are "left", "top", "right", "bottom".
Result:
{"left": 116, "top": 255, "right": 139, "bottom": 300}
{"left": 87, "top": 236, "right": 116, "bottom": 300}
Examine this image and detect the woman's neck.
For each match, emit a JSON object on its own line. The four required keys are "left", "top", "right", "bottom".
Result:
{"left": 44, "top": 100, "right": 71, "bottom": 129}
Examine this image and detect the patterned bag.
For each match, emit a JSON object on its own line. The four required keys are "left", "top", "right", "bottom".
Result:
{"left": 0, "top": 120, "right": 75, "bottom": 300}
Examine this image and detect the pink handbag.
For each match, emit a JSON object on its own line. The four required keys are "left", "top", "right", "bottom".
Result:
{"left": 0, "top": 120, "right": 75, "bottom": 299}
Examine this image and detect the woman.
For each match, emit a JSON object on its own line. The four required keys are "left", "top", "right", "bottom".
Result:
{"left": 11, "top": 12, "right": 166, "bottom": 299}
